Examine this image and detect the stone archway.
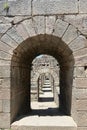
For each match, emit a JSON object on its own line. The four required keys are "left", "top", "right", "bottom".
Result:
{"left": 31, "top": 68, "right": 59, "bottom": 103}
{"left": 0, "top": 17, "right": 87, "bottom": 128}
{"left": 11, "top": 33, "right": 74, "bottom": 122}
{"left": 32, "top": 68, "right": 59, "bottom": 88}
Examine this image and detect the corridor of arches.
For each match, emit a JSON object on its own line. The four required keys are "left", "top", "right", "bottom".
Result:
{"left": 11, "top": 34, "right": 75, "bottom": 124}
{"left": 30, "top": 55, "right": 60, "bottom": 116}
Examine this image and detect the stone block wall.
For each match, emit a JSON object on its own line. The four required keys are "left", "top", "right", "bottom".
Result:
{"left": 74, "top": 67, "right": 87, "bottom": 129}
{"left": 0, "top": 0, "right": 87, "bottom": 130}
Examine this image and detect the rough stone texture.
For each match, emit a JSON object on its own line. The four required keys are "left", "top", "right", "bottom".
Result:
{"left": 75, "top": 55, "right": 87, "bottom": 66}
{"left": 79, "top": 0, "right": 87, "bottom": 14}
{"left": 75, "top": 78, "right": 87, "bottom": 88}
{"left": 74, "top": 67, "right": 86, "bottom": 78}
{"left": 2, "top": 100, "right": 10, "bottom": 113}
{"left": 0, "top": 0, "right": 31, "bottom": 16}
{"left": 0, "top": 89, "right": 10, "bottom": 100}
{"left": 1, "top": 34, "right": 18, "bottom": 49}
{"left": 33, "top": 16, "right": 45, "bottom": 35}
{"left": 0, "top": 113, "right": 10, "bottom": 128}
{"left": 75, "top": 89, "right": 87, "bottom": 99}
{"left": 22, "top": 19, "right": 36, "bottom": 37}
{"left": 0, "top": 66, "right": 10, "bottom": 78}
{"left": 0, "top": 51, "right": 12, "bottom": 60}
{"left": 77, "top": 100, "right": 87, "bottom": 110}
{"left": 0, "top": 100, "right": 2, "bottom": 112}
{"left": 0, "top": 24, "right": 11, "bottom": 35}
{"left": 64, "top": 14, "right": 87, "bottom": 36}
{"left": 33, "top": 0, "right": 78, "bottom": 15}
{"left": 62, "top": 25, "right": 79, "bottom": 44}
{"left": 46, "top": 16, "right": 56, "bottom": 34}
{"left": 69, "top": 35, "right": 87, "bottom": 52}
{"left": 0, "top": 60, "right": 11, "bottom": 66}
{"left": 0, "top": 41, "right": 13, "bottom": 54}
{"left": 53, "top": 19, "right": 69, "bottom": 38}
{"left": 7, "top": 27, "right": 23, "bottom": 44}
{"left": 0, "top": 78, "right": 10, "bottom": 89}
{"left": 15, "top": 24, "right": 29, "bottom": 40}
{"left": 77, "top": 127, "right": 87, "bottom": 130}
{"left": 0, "top": 0, "right": 7, "bottom": 15}
{"left": 77, "top": 111, "right": 87, "bottom": 126}
{"left": 73, "top": 47, "right": 87, "bottom": 58}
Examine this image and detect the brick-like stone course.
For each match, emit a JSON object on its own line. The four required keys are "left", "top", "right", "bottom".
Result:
{"left": 69, "top": 35, "right": 87, "bottom": 52}
{"left": 75, "top": 78, "right": 87, "bottom": 88}
{"left": 77, "top": 127, "right": 87, "bottom": 130}
{"left": 0, "top": 113, "right": 10, "bottom": 128}
{"left": 77, "top": 111, "right": 87, "bottom": 126}
{"left": 0, "top": 0, "right": 31, "bottom": 16}
{"left": 33, "top": 0, "right": 78, "bottom": 15}
{"left": 53, "top": 19, "right": 69, "bottom": 38}
{"left": 0, "top": 89, "right": 10, "bottom": 100}
{"left": 77, "top": 100, "right": 87, "bottom": 110}
{"left": 79, "top": 0, "right": 87, "bottom": 13}
{"left": 0, "top": 100, "right": 2, "bottom": 112}
{"left": 2, "top": 99, "right": 10, "bottom": 113}
{"left": 75, "top": 89, "right": 87, "bottom": 99}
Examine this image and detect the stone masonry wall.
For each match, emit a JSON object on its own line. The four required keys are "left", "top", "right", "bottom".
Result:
{"left": 0, "top": 0, "right": 87, "bottom": 130}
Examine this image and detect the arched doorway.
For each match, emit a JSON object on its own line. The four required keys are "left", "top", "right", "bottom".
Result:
{"left": 31, "top": 61, "right": 59, "bottom": 104}
{"left": 2, "top": 17, "right": 86, "bottom": 128}
{"left": 11, "top": 34, "right": 74, "bottom": 122}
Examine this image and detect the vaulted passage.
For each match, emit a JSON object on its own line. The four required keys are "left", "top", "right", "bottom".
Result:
{"left": 11, "top": 34, "right": 74, "bottom": 123}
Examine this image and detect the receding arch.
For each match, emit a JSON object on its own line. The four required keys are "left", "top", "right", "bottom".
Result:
{"left": 31, "top": 67, "right": 59, "bottom": 102}
{"left": 10, "top": 34, "right": 74, "bottom": 123}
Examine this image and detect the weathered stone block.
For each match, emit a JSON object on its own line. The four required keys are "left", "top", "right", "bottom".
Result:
{"left": 22, "top": 19, "right": 36, "bottom": 37}
{"left": 0, "top": 24, "right": 11, "bottom": 34}
{"left": 15, "top": 24, "right": 29, "bottom": 40}
{"left": 0, "top": 41, "right": 13, "bottom": 54}
{"left": 7, "top": 27, "right": 23, "bottom": 44}
{"left": 0, "top": 0, "right": 6, "bottom": 15}
{"left": 3, "top": 99, "right": 10, "bottom": 113}
{"left": 77, "top": 127, "right": 87, "bottom": 130}
{"left": 0, "top": 113, "right": 10, "bottom": 128}
{"left": 0, "top": 100, "right": 2, "bottom": 112}
{"left": 74, "top": 67, "right": 86, "bottom": 78}
{"left": 8, "top": 0, "right": 31, "bottom": 15}
{"left": 74, "top": 48, "right": 87, "bottom": 58}
{"left": 0, "top": 78, "right": 10, "bottom": 88}
{"left": 75, "top": 89, "right": 87, "bottom": 99}
{"left": 0, "top": 66, "right": 10, "bottom": 78}
{"left": 53, "top": 19, "right": 69, "bottom": 38}
{"left": 0, "top": 89, "right": 10, "bottom": 100}
{"left": 77, "top": 100, "right": 87, "bottom": 110}
{"left": 75, "top": 78, "right": 87, "bottom": 88}
{"left": 64, "top": 14, "right": 87, "bottom": 36}
{"left": 33, "top": 0, "right": 78, "bottom": 15}
{"left": 33, "top": 16, "right": 45, "bottom": 35}
{"left": 77, "top": 111, "right": 87, "bottom": 126}
{"left": 62, "top": 25, "right": 78, "bottom": 44}
{"left": 46, "top": 16, "right": 56, "bottom": 35}
{"left": 0, "top": 51, "right": 12, "bottom": 60}
{"left": 13, "top": 16, "right": 31, "bottom": 24}
{"left": 1, "top": 34, "right": 18, "bottom": 49}
{"left": 75, "top": 55, "right": 87, "bottom": 66}
{"left": 79, "top": 0, "right": 87, "bottom": 13}
{"left": 69, "top": 35, "right": 87, "bottom": 52}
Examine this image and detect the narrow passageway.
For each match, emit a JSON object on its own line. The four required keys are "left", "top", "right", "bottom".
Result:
{"left": 31, "top": 78, "right": 59, "bottom": 116}
{"left": 11, "top": 78, "right": 77, "bottom": 130}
